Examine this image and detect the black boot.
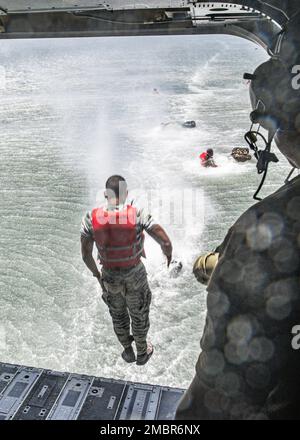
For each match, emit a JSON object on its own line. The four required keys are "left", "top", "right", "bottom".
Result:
{"left": 121, "top": 346, "right": 136, "bottom": 363}
{"left": 121, "top": 335, "right": 136, "bottom": 363}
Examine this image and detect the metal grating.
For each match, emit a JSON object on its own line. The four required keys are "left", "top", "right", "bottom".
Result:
{"left": 47, "top": 375, "right": 93, "bottom": 420}
{"left": 0, "top": 367, "right": 42, "bottom": 419}
{"left": 0, "top": 362, "right": 184, "bottom": 420}
{"left": 118, "top": 384, "right": 161, "bottom": 420}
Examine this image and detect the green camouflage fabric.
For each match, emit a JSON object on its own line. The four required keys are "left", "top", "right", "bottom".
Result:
{"left": 176, "top": 175, "right": 300, "bottom": 420}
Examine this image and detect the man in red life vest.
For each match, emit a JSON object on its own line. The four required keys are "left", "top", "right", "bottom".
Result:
{"left": 81, "top": 175, "right": 173, "bottom": 366}
{"left": 200, "top": 148, "right": 218, "bottom": 168}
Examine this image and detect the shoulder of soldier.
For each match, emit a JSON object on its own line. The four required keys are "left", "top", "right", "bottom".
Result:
{"left": 81, "top": 210, "right": 94, "bottom": 238}
{"left": 128, "top": 201, "right": 156, "bottom": 230}
{"left": 127, "top": 200, "right": 142, "bottom": 214}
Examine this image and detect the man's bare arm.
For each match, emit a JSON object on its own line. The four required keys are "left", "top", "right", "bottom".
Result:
{"left": 147, "top": 225, "right": 173, "bottom": 266}
{"left": 81, "top": 236, "right": 101, "bottom": 278}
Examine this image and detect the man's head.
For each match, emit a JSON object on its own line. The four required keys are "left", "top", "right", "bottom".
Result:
{"left": 207, "top": 148, "right": 214, "bottom": 157}
{"left": 105, "top": 175, "right": 128, "bottom": 204}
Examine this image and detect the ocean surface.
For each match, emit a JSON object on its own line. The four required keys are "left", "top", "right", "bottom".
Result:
{"left": 0, "top": 35, "right": 293, "bottom": 388}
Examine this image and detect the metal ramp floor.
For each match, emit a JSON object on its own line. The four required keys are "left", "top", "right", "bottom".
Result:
{"left": 0, "top": 362, "right": 184, "bottom": 420}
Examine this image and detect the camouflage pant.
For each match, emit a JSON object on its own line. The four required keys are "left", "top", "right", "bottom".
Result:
{"left": 101, "top": 262, "right": 152, "bottom": 356}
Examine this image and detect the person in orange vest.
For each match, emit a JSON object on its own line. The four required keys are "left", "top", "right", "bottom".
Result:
{"left": 199, "top": 148, "right": 218, "bottom": 168}
{"left": 81, "top": 175, "right": 173, "bottom": 366}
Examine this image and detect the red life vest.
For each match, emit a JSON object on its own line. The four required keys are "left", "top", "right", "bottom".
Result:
{"left": 91, "top": 205, "right": 145, "bottom": 269}
{"left": 200, "top": 152, "right": 208, "bottom": 164}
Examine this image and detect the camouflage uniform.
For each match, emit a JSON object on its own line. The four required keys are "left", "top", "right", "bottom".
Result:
{"left": 81, "top": 202, "right": 155, "bottom": 357}
{"left": 176, "top": 175, "right": 300, "bottom": 420}
{"left": 101, "top": 262, "right": 152, "bottom": 356}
